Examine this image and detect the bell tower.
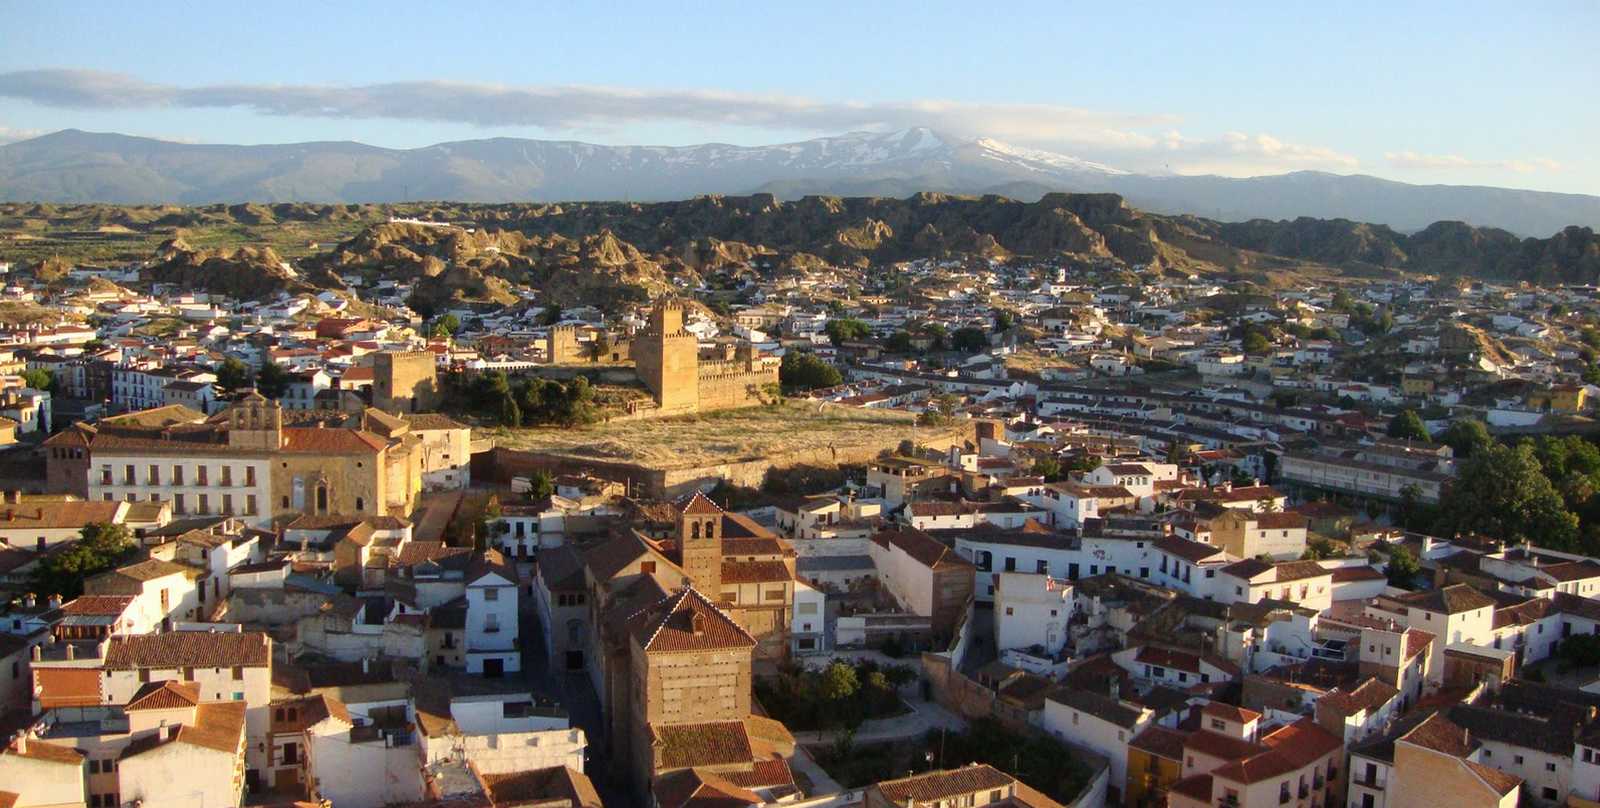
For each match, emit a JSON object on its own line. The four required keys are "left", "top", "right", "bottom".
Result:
{"left": 677, "top": 491, "right": 723, "bottom": 595}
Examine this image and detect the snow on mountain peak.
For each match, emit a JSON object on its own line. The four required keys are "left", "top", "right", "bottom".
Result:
{"left": 968, "top": 136, "right": 1128, "bottom": 175}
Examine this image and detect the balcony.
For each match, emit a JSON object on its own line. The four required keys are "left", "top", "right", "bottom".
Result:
{"left": 1352, "top": 777, "right": 1380, "bottom": 791}
{"left": 1314, "top": 774, "right": 1325, "bottom": 790}
{"left": 1299, "top": 784, "right": 1310, "bottom": 799}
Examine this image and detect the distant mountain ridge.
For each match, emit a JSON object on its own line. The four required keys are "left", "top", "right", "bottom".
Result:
{"left": 1, "top": 127, "right": 1597, "bottom": 236}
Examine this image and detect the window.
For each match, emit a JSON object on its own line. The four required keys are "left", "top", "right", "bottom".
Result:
{"left": 124, "top": 464, "right": 135, "bottom": 484}
{"left": 175, "top": 494, "right": 186, "bottom": 514}
{"left": 1514, "top": 755, "right": 1524, "bottom": 765}
{"left": 1005, "top": 607, "right": 1014, "bottom": 616}
{"left": 1543, "top": 788, "right": 1559, "bottom": 801}
{"left": 221, "top": 466, "right": 232, "bottom": 486}
{"left": 233, "top": 692, "right": 244, "bottom": 701}
{"left": 1546, "top": 762, "right": 1556, "bottom": 772}
{"left": 1004, "top": 557, "right": 1016, "bottom": 572}
{"left": 246, "top": 495, "right": 257, "bottom": 516}
{"left": 148, "top": 464, "right": 160, "bottom": 485}
{"left": 198, "top": 465, "right": 208, "bottom": 485}
{"left": 245, "top": 466, "right": 256, "bottom": 486}
{"left": 1036, "top": 560, "right": 1048, "bottom": 574}
{"left": 640, "top": 561, "right": 656, "bottom": 574}
{"left": 232, "top": 665, "right": 243, "bottom": 680}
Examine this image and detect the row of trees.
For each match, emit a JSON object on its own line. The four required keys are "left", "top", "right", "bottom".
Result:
{"left": 217, "top": 356, "right": 295, "bottom": 398}
{"left": 445, "top": 371, "right": 601, "bottom": 428}
{"left": 30, "top": 523, "right": 135, "bottom": 599}
{"left": 1395, "top": 416, "right": 1600, "bottom": 555}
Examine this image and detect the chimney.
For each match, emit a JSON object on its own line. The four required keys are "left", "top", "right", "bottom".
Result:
{"left": 30, "top": 645, "right": 40, "bottom": 662}
{"left": 14, "top": 731, "right": 25, "bottom": 755}
{"left": 65, "top": 644, "right": 74, "bottom": 661}
{"left": 23, "top": 593, "right": 34, "bottom": 609}
{"left": 47, "top": 594, "right": 61, "bottom": 609}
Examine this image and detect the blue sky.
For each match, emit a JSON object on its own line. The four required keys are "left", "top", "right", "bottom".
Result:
{"left": 1, "top": 1, "right": 1596, "bottom": 193}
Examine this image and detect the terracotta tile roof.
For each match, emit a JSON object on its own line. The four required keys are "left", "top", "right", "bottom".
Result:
{"left": 1129, "top": 726, "right": 1188, "bottom": 760}
{"left": 1394, "top": 584, "right": 1497, "bottom": 615}
{"left": 1463, "top": 759, "right": 1522, "bottom": 794}
{"left": 1047, "top": 688, "right": 1146, "bottom": 729}
{"left": 679, "top": 491, "right": 724, "bottom": 516}
{"left": 481, "top": 765, "right": 603, "bottom": 808}
{"left": 1398, "top": 711, "right": 1475, "bottom": 757}
{"left": 0, "top": 500, "right": 125, "bottom": 529}
{"left": 1258, "top": 718, "right": 1342, "bottom": 768}
{"left": 721, "top": 757, "right": 795, "bottom": 790}
{"left": 1183, "top": 729, "right": 1264, "bottom": 762}
{"left": 629, "top": 588, "right": 755, "bottom": 653}
{"left": 1331, "top": 566, "right": 1386, "bottom": 582}
{"left": 1271, "top": 560, "right": 1331, "bottom": 582}
{"left": 875, "top": 764, "right": 1015, "bottom": 804}
{"left": 282, "top": 426, "right": 387, "bottom": 454}
{"left": 60, "top": 595, "right": 136, "bottom": 616}
{"left": 651, "top": 721, "right": 754, "bottom": 769}
{"left": 105, "top": 631, "right": 270, "bottom": 669}
{"left": 1168, "top": 773, "right": 1212, "bottom": 802}
{"left": 1201, "top": 702, "right": 1261, "bottom": 723}
{"left": 1156, "top": 535, "right": 1226, "bottom": 564}
{"left": 873, "top": 526, "right": 972, "bottom": 571}
{"left": 126, "top": 680, "right": 201, "bottom": 711}
{"left": 1318, "top": 679, "right": 1399, "bottom": 718}
{"left": 721, "top": 537, "right": 788, "bottom": 557}
{"left": 4, "top": 737, "right": 84, "bottom": 765}
{"left": 401, "top": 413, "right": 467, "bottom": 431}
{"left": 653, "top": 767, "right": 763, "bottom": 808}
{"left": 34, "top": 666, "right": 102, "bottom": 709}
{"left": 720, "top": 560, "right": 791, "bottom": 585}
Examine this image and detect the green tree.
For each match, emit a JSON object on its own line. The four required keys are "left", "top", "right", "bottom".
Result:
{"left": 994, "top": 311, "right": 1015, "bottom": 332}
{"left": 499, "top": 391, "right": 523, "bottom": 427}
{"left": 1437, "top": 419, "right": 1493, "bottom": 459}
{"left": 950, "top": 327, "right": 988, "bottom": 353}
{"left": 526, "top": 469, "right": 554, "bottom": 500}
{"left": 1241, "top": 330, "right": 1272, "bottom": 355}
{"left": 780, "top": 352, "right": 843, "bottom": 392}
{"left": 819, "top": 661, "right": 860, "bottom": 702}
{"left": 428, "top": 313, "right": 461, "bottom": 338}
{"left": 1384, "top": 544, "right": 1421, "bottom": 589}
{"left": 19, "top": 368, "right": 52, "bottom": 392}
{"left": 1560, "top": 634, "right": 1600, "bottom": 668}
{"left": 919, "top": 393, "right": 961, "bottom": 426}
{"left": 1031, "top": 456, "right": 1063, "bottom": 482}
{"left": 1387, "top": 410, "right": 1430, "bottom": 442}
{"left": 216, "top": 357, "right": 252, "bottom": 391}
{"left": 824, "top": 318, "right": 871, "bottom": 345}
{"left": 30, "top": 523, "right": 135, "bottom": 599}
{"left": 255, "top": 361, "right": 292, "bottom": 398}
{"left": 885, "top": 331, "right": 916, "bottom": 354}
{"left": 1436, "top": 442, "right": 1579, "bottom": 550}
{"left": 539, "top": 304, "right": 563, "bottom": 326}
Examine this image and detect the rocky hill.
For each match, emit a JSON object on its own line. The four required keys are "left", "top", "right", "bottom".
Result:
{"left": 4, "top": 194, "right": 1600, "bottom": 305}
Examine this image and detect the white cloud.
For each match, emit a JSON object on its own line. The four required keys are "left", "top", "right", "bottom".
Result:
{"left": 1386, "top": 150, "right": 1562, "bottom": 174}
{"left": 0, "top": 124, "right": 47, "bottom": 144}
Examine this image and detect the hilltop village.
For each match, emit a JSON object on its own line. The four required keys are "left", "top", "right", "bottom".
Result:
{"left": 7, "top": 221, "right": 1600, "bottom": 808}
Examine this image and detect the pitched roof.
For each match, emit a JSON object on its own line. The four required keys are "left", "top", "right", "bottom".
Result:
{"left": 1394, "top": 583, "right": 1497, "bottom": 615}
{"left": 680, "top": 491, "right": 724, "bottom": 516}
{"left": 873, "top": 526, "right": 972, "bottom": 571}
{"left": 651, "top": 721, "right": 755, "bottom": 769}
{"left": 876, "top": 764, "right": 1016, "bottom": 804}
{"left": 628, "top": 588, "right": 756, "bottom": 653}
{"left": 105, "top": 631, "right": 270, "bottom": 669}
{"left": 125, "top": 680, "right": 201, "bottom": 711}
{"left": 1398, "top": 711, "right": 1475, "bottom": 757}
{"left": 653, "top": 767, "right": 763, "bottom": 808}
{"left": 1047, "top": 687, "right": 1146, "bottom": 729}
{"left": 0, "top": 500, "right": 124, "bottom": 529}
{"left": 481, "top": 765, "right": 603, "bottom": 808}
{"left": 3, "top": 737, "right": 83, "bottom": 765}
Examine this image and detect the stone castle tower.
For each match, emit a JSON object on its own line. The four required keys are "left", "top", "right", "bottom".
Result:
{"left": 677, "top": 491, "right": 723, "bottom": 594}
{"left": 634, "top": 302, "right": 700, "bottom": 414}
{"left": 373, "top": 351, "right": 439, "bottom": 414}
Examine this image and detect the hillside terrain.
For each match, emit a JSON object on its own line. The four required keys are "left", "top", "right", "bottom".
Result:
{"left": 3, "top": 128, "right": 1598, "bottom": 235}
{"left": 2, "top": 194, "right": 1597, "bottom": 307}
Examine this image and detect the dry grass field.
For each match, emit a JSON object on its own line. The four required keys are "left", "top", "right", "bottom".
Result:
{"left": 480, "top": 400, "right": 950, "bottom": 468}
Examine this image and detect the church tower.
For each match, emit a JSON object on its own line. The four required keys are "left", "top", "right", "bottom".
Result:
{"left": 224, "top": 392, "right": 284, "bottom": 450}
{"left": 635, "top": 301, "right": 699, "bottom": 413}
{"left": 677, "top": 491, "right": 723, "bottom": 596}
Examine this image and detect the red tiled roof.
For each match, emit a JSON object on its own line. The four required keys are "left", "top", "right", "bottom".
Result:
{"left": 126, "top": 680, "right": 201, "bottom": 711}
{"left": 876, "top": 764, "right": 1016, "bottom": 804}
{"left": 105, "top": 631, "right": 270, "bottom": 669}
{"left": 651, "top": 721, "right": 755, "bottom": 769}
{"left": 629, "top": 588, "right": 756, "bottom": 653}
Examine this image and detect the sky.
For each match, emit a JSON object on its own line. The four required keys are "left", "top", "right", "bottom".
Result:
{"left": 1, "top": 1, "right": 1596, "bottom": 194}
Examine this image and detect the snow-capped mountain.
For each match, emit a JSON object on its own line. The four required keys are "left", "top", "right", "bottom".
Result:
{"left": 2, "top": 127, "right": 1597, "bottom": 234}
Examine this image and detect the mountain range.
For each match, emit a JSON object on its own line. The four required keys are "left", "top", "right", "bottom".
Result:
{"left": 1, "top": 127, "right": 1598, "bottom": 236}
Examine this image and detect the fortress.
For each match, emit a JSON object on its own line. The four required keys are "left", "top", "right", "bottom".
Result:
{"left": 547, "top": 301, "right": 779, "bottom": 416}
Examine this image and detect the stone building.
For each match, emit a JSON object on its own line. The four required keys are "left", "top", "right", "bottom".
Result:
{"left": 46, "top": 395, "right": 423, "bottom": 524}
{"left": 372, "top": 351, "right": 439, "bottom": 414}
{"left": 622, "top": 586, "right": 796, "bottom": 800}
